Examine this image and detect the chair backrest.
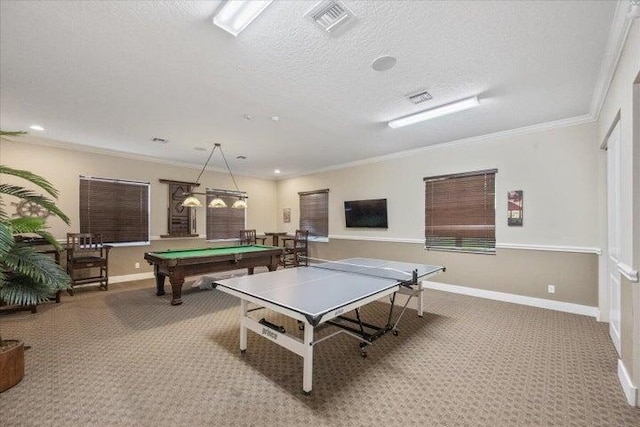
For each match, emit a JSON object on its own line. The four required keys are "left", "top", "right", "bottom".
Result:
{"left": 239, "top": 229, "right": 257, "bottom": 245}
{"left": 66, "top": 233, "right": 104, "bottom": 258}
{"left": 294, "top": 229, "right": 309, "bottom": 248}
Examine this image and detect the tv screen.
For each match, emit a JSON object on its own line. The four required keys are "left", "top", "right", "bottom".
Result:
{"left": 344, "top": 199, "right": 388, "bottom": 228}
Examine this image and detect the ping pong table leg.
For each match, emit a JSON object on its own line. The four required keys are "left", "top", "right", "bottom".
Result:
{"left": 302, "top": 322, "right": 314, "bottom": 395}
{"left": 418, "top": 281, "right": 424, "bottom": 317}
{"left": 240, "top": 299, "right": 248, "bottom": 352}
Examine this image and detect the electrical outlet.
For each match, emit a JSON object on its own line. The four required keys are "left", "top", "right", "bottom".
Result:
{"left": 547, "top": 285, "right": 555, "bottom": 294}
{"left": 135, "top": 262, "right": 140, "bottom": 269}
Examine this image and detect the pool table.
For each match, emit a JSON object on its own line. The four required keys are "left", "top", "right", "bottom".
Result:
{"left": 144, "top": 245, "right": 283, "bottom": 306}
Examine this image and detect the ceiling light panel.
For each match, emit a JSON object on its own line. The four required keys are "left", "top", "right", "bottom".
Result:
{"left": 213, "top": 0, "right": 273, "bottom": 37}
{"left": 388, "top": 96, "right": 480, "bottom": 129}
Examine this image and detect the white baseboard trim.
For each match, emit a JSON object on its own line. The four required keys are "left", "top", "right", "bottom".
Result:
{"left": 423, "top": 281, "right": 599, "bottom": 318}
{"left": 618, "top": 359, "right": 638, "bottom": 406}
{"left": 110, "top": 272, "right": 155, "bottom": 284}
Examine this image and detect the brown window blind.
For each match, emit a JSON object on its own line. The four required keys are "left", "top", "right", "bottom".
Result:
{"left": 80, "top": 176, "right": 150, "bottom": 244}
{"left": 299, "top": 189, "right": 329, "bottom": 238}
{"left": 206, "top": 192, "right": 246, "bottom": 240}
{"left": 424, "top": 169, "right": 497, "bottom": 253}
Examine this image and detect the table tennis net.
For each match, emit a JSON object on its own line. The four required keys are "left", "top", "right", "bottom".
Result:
{"left": 306, "top": 257, "right": 415, "bottom": 283}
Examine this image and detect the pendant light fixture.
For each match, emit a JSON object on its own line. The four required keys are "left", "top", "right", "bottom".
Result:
{"left": 182, "top": 143, "right": 247, "bottom": 209}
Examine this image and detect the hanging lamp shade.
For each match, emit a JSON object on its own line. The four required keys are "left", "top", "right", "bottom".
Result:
{"left": 208, "top": 197, "right": 227, "bottom": 208}
{"left": 182, "top": 194, "right": 202, "bottom": 208}
{"left": 232, "top": 198, "right": 248, "bottom": 209}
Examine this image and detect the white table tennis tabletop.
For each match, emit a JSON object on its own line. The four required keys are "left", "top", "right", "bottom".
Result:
{"left": 212, "top": 257, "right": 443, "bottom": 321}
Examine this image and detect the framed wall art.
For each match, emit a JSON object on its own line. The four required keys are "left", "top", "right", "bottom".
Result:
{"left": 508, "top": 190, "right": 523, "bottom": 226}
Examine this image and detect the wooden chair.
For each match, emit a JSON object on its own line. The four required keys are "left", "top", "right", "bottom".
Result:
{"left": 239, "top": 229, "right": 266, "bottom": 245}
{"left": 282, "top": 230, "right": 309, "bottom": 268}
{"left": 65, "top": 233, "right": 112, "bottom": 294}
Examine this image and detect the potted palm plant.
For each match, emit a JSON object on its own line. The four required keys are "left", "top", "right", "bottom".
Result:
{"left": 0, "top": 129, "right": 71, "bottom": 392}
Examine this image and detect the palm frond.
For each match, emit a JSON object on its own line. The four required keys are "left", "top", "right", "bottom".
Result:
{"left": 9, "top": 217, "right": 47, "bottom": 234}
{"left": 0, "top": 164, "right": 59, "bottom": 198}
{"left": 33, "top": 230, "right": 63, "bottom": 251}
{"left": 0, "top": 274, "right": 55, "bottom": 306}
{"left": 0, "top": 184, "right": 70, "bottom": 225}
{"left": 2, "top": 246, "right": 71, "bottom": 289}
{"left": 0, "top": 200, "right": 8, "bottom": 222}
{"left": 0, "top": 223, "right": 13, "bottom": 255}
{"left": 0, "top": 130, "right": 27, "bottom": 138}
{"left": 0, "top": 149, "right": 72, "bottom": 308}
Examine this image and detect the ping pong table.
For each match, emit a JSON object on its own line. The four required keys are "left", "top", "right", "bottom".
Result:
{"left": 207, "top": 257, "right": 444, "bottom": 395}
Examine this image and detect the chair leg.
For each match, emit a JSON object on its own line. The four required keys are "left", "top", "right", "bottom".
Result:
{"left": 100, "top": 265, "right": 108, "bottom": 290}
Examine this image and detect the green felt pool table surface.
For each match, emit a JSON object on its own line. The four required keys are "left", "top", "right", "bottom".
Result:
{"left": 147, "top": 245, "right": 279, "bottom": 260}
{"left": 144, "top": 245, "right": 283, "bottom": 306}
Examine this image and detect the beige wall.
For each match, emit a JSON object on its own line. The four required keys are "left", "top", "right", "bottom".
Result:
{"left": 309, "top": 240, "right": 598, "bottom": 307}
{"left": 0, "top": 138, "right": 279, "bottom": 276}
{"left": 277, "top": 123, "right": 600, "bottom": 248}
{"left": 597, "top": 17, "right": 640, "bottom": 403}
{"left": 277, "top": 122, "right": 601, "bottom": 308}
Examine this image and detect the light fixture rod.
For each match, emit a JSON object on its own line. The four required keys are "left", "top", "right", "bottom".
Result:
{"left": 192, "top": 143, "right": 219, "bottom": 186}
{"left": 216, "top": 143, "right": 242, "bottom": 194}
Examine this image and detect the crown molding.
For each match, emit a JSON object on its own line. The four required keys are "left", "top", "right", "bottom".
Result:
{"left": 590, "top": 0, "right": 640, "bottom": 120}
{"left": 1, "top": 134, "right": 273, "bottom": 181}
{"left": 281, "top": 113, "right": 595, "bottom": 180}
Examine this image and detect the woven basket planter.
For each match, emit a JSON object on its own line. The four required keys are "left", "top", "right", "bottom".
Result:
{"left": 0, "top": 340, "right": 25, "bottom": 392}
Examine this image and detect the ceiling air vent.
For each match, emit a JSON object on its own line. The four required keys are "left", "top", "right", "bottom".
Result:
{"left": 151, "top": 137, "right": 169, "bottom": 144}
{"left": 405, "top": 89, "right": 433, "bottom": 105}
{"left": 306, "top": 1, "right": 356, "bottom": 34}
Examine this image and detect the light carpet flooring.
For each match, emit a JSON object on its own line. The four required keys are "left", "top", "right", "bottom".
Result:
{"left": 1, "top": 270, "right": 639, "bottom": 427}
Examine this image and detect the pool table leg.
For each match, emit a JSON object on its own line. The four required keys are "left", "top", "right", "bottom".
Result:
{"left": 169, "top": 269, "right": 185, "bottom": 306}
{"left": 267, "top": 258, "right": 279, "bottom": 272}
{"left": 154, "top": 265, "right": 166, "bottom": 296}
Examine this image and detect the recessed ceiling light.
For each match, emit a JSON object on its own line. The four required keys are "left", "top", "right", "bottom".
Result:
{"left": 274, "top": 169, "right": 281, "bottom": 174}
{"left": 194, "top": 147, "right": 207, "bottom": 151}
{"left": 29, "top": 125, "right": 44, "bottom": 131}
{"left": 271, "top": 115, "right": 280, "bottom": 122}
{"left": 372, "top": 56, "right": 397, "bottom": 72}
{"left": 243, "top": 114, "right": 252, "bottom": 120}
{"left": 151, "top": 137, "right": 169, "bottom": 144}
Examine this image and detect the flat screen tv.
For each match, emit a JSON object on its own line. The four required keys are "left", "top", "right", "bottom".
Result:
{"left": 344, "top": 198, "right": 388, "bottom": 228}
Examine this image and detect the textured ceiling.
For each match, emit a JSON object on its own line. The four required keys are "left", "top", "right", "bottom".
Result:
{"left": 0, "top": 0, "right": 617, "bottom": 178}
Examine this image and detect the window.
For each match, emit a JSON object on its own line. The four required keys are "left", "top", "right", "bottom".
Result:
{"left": 424, "top": 169, "right": 497, "bottom": 253}
{"left": 80, "top": 176, "right": 150, "bottom": 244}
{"left": 299, "top": 189, "right": 329, "bottom": 238}
{"left": 206, "top": 191, "right": 246, "bottom": 240}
